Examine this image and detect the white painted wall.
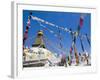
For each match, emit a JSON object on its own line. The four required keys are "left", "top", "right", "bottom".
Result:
{"left": 0, "top": 0, "right": 99, "bottom": 80}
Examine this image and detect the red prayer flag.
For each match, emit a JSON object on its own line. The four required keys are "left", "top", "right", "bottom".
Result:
{"left": 79, "top": 15, "right": 84, "bottom": 27}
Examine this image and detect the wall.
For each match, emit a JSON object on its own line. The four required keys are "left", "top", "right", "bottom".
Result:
{"left": 0, "top": 0, "right": 99, "bottom": 80}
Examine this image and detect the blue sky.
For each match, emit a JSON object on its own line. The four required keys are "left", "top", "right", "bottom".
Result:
{"left": 23, "top": 10, "right": 91, "bottom": 56}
